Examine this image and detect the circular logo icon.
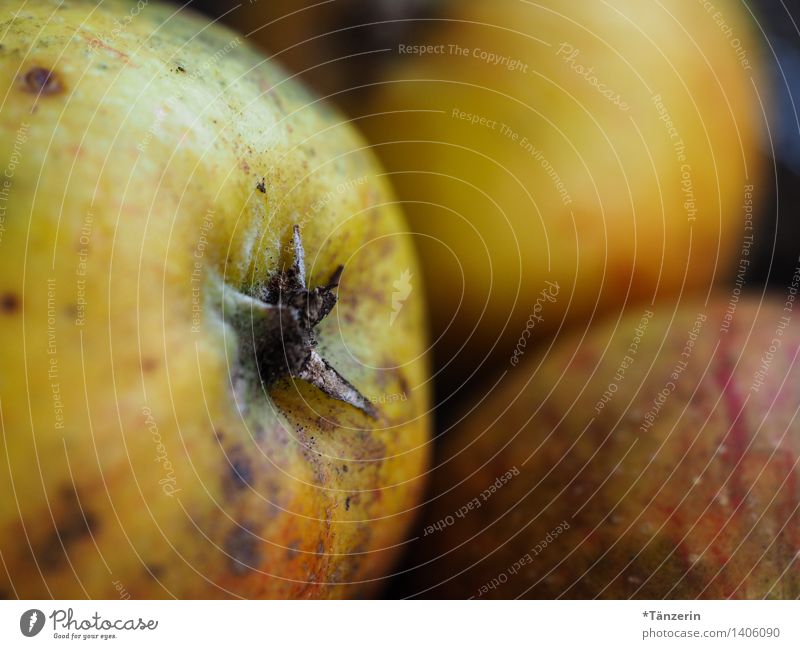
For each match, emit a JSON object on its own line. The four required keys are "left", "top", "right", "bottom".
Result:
{"left": 20, "top": 609, "right": 45, "bottom": 637}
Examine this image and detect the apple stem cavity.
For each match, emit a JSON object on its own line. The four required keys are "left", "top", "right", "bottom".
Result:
{"left": 226, "top": 226, "right": 377, "bottom": 419}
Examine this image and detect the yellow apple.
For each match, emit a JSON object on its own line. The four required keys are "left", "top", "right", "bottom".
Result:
{"left": 0, "top": 0, "right": 430, "bottom": 598}
{"left": 362, "top": 0, "right": 768, "bottom": 381}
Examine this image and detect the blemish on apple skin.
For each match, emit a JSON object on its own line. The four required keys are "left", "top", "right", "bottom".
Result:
{"left": 21, "top": 67, "right": 62, "bottom": 95}
{"left": 0, "top": 293, "right": 20, "bottom": 314}
{"left": 397, "top": 372, "right": 409, "bottom": 396}
{"left": 140, "top": 358, "right": 158, "bottom": 373}
{"left": 224, "top": 524, "right": 261, "bottom": 575}
{"left": 224, "top": 447, "right": 253, "bottom": 496}
{"left": 285, "top": 541, "right": 301, "bottom": 559}
{"left": 144, "top": 564, "right": 165, "bottom": 580}
{"left": 314, "top": 416, "right": 336, "bottom": 434}
{"left": 38, "top": 486, "right": 98, "bottom": 569}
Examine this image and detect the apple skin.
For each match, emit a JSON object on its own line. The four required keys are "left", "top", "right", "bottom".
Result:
{"left": 361, "top": 0, "right": 769, "bottom": 382}
{"left": 408, "top": 299, "right": 800, "bottom": 598}
{"left": 0, "top": 0, "right": 431, "bottom": 598}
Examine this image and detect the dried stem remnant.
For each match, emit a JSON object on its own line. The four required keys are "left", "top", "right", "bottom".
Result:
{"left": 244, "top": 226, "right": 377, "bottom": 418}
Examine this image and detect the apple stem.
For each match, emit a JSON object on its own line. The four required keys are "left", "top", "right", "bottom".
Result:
{"left": 217, "top": 226, "right": 377, "bottom": 419}
{"left": 298, "top": 350, "right": 378, "bottom": 418}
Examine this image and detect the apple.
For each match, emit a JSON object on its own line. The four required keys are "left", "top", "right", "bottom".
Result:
{"left": 360, "top": 0, "right": 769, "bottom": 383}
{"left": 0, "top": 0, "right": 431, "bottom": 598}
{"left": 405, "top": 298, "right": 800, "bottom": 598}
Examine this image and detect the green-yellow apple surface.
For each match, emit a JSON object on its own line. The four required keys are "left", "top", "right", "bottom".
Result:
{"left": 362, "top": 0, "right": 768, "bottom": 382}
{"left": 0, "top": 0, "right": 431, "bottom": 598}
{"left": 406, "top": 298, "right": 800, "bottom": 598}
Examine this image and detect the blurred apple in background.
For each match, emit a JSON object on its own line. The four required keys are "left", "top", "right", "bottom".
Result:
{"left": 402, "top": 299, "right": 800, "bottom": 598}
{"left": 358, "top": 0, "right": 769, "bottom": 389}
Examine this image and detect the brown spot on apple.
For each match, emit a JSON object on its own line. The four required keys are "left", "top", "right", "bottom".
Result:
{"left": 38, "top": 486, "right": 98, "bottom": 569}
{"left": 397, "top": 371, "right": 409, "bottom": 396}
{"left": 144, "top": 564, "right": 165, "bottom": 580}
{"left": 0, "top": 293, "right": 19, "bottom": 314}
{"left": 21, "top": 67, "right": 62, "bottom": 96}
{"left": 223, "top": 446, "right": 253, "bottom": 497}
{"left": 314, "top": 416, "right": 336, "bottom": 434}
{"left": 285, "top": 540, "right": 302, "bottom": 560}
{"left": 140, "top": 358, "right": 158, "bottom": 373}
{"left": 224, "top": 524, "right": 261, "bottom": 575}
